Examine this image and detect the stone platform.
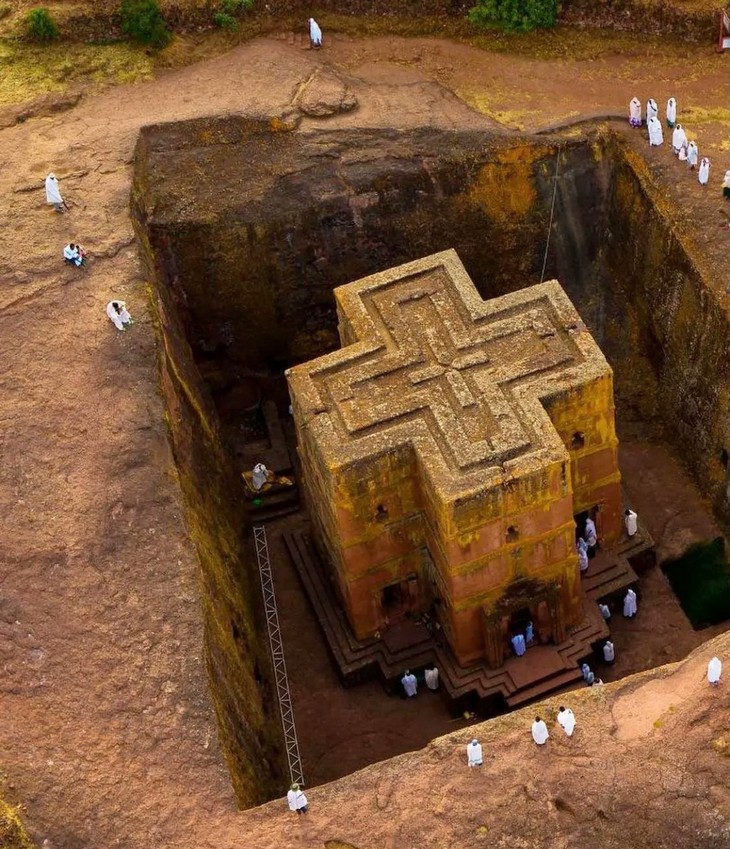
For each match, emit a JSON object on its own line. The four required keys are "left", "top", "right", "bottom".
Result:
{"left": 282, "top": 528, "right": 636, "bottom": 710}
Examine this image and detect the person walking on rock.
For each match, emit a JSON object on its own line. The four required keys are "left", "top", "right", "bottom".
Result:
{"left": 628, "top": 97, "right": 642, "bottom": 127}
{"left": 287, "top": 783, "right": 309, "bottom": 814}
{"left": 467, "top": 738, "right": 483, "bottom": 767}
{"left": 45, "top": 173, "right": 68, "bottom": 212}
{"left": 107, "top": 300, "right": 133, "bottom": 331}
{"left": 707, "top": 656, "right": 722, "bottom": 686}
{"left": 557, "top": 706, "right": 576, "bottom": 737}
{"left": 532, "top": 716, "right": 549, "bottom": 745}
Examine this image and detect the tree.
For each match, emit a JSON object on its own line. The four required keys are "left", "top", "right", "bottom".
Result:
{"left": 468, "top": 0, "right": 559, "bottom": 33}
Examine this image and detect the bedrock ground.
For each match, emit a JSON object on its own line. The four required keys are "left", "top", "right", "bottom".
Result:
{"left": 0, "top": 32, "right": 729, "bottom": 849}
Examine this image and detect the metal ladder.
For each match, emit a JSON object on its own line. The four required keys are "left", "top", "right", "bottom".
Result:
{"left": 253, "top": 524, "right": 304, "bottom": 786}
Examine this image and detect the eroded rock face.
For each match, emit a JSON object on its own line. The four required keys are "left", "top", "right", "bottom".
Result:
{"left": 297, "top": 70, "right": 358, "bottom": 118}
{"left": 239, "top": 632, "right": 730, "bottom": 849}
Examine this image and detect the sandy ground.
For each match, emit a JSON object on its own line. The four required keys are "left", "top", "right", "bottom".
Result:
{"left": 0, "top": 30, "right": 729, "bottom": 849}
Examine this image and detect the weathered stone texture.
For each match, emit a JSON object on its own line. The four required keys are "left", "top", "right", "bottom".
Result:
{"left": 288, "top": 251, "right": 621, "bottom": 664}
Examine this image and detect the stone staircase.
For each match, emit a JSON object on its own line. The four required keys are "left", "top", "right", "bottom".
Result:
{"left": 282, "top": 528, "right": 610, "bottom": 711}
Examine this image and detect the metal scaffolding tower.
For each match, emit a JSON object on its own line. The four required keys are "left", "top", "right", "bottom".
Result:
{"left": 253, "top": 524, "right": 304, "bottom": 787}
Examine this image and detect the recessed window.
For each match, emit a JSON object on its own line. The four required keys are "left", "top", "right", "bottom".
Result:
{"left": 375, "top": 504, "right": 388, "bottom": 521}
{"left": 571, "top": 431, "right": 585, "bottom": 450}
{"left": 506, "top": 525, "right": 519, "bottom": 542}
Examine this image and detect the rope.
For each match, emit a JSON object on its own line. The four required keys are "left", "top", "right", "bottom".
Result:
{"left": 540, "top": 146, "right": 561, "bottom": 284}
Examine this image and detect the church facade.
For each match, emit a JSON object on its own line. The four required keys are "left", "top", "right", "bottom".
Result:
{"left": 287, "top": 250, "right": 621, "bottom": 668}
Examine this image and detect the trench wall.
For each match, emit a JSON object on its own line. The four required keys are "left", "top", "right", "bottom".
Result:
{"left": 132, "top": 119, "right": 730, "bottom": 800}
{"left": 604, "top": 141, "right": 730, "bottom": 521}
{"left": 130, "top": 180, "right": 286, "bottom": 806}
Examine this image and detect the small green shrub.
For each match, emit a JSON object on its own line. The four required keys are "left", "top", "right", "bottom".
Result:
{"left": 213, "top": 10, "right": 237, "bottom": 28}
{"left": 24, "top": 7, "right": 59, "bottom": 42}
{"left": 120, "top": 0, "right": 171, "bottom": 49}
{"left": 468, "top": 0, "right": 559, "bottom": 32}
{"left": 220, "top": 0, "right": 252, "bottom": 13}
{"left": 663, "top": 537, "right": 730, "bottom": 629}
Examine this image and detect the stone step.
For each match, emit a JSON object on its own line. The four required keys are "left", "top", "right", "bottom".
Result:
{"left": 582, "top": 557, "right": 637, "bottom": 601}
{"left": 505, "top": 667, "right": 584, "bottom": 709}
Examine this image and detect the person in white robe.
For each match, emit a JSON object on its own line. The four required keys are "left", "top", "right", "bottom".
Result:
{"left": 577, "top": 538, "right": 589, "bottom": 572}
{"left": 287, "top": 783, "right": 309, "bottom": 814}
{"left": 531, "top": 717, "right": 549, "bottom": 745}
{"left": 583, "top": 517, "right": 598, "bottom": 558}
{"left": 424, "top": 666, "right": 439, "bottom": 691}
{"left": 698, "top": 157, "right": 710, "bottom": 186}
{"left": 308, "top": 17, "right": 322, "bottom": 48}
{"left": 666, "top": 97, "right": 677, "bottom": 128}
{"left": 678, "top": 142, "right": 688, "bottom": 162}
{"left": 401, "top": 670, "right": 417, "bottom": 697}
{"left": 581, "top": 663, "right": 595, "bottom": 685}
{"left": 623, "top": 588, "right": 638, "bottom": 618}
{"left": 707, "top": 656, "right": 722, "bottom": 686}
{"left": 599, "top": 602, "right": 611, "bottom": 621}
{"left": 467, "top": 739, "right": 483, "bottom": 767}
{"left": 63, "top": 243, "right": 85, "bottom": 267}
{"left": 511, "top": 633, "right": 526, "bottom": 657}
{"left": 603, "top": 640, "right": 615, "bottom": 664}
{"left": 671, "top": 124, "right": 687, "bottom": 155}
{"left": 628, "top": 97, "right": 642, "bottom": 127}
{"left": 646, "top": 99, "right": 658, "bottom": 123}
{"left": 624, "top": 508, "right": 638, "bottom": 537}
{"left": 687, "top": 141, "right": 698, "bottom": 169}
{"left": 525, "top": 621, "right": 534, "bottom": 643}
{"left": 647, "top": 116, "right": 663, "bottom": 147}
{"left": 106, "top": 300, "right": 133, "bottom": 331}
{"left": 557, "top": 706, "right": 576, "bottom": 737}
{"left": 252, "top": 462, "right": 269, "bottom": 491}
{"left": 45, "top": 173, "right": 67, "bottom": 212}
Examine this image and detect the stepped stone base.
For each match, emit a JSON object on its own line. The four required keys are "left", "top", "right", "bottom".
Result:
{"left": 282, "top": 528, "right": 643, "bottom": 711}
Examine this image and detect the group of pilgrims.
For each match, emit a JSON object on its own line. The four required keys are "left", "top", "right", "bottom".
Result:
{"left": 629, "top": 96, "right": 720, "bottom": 189}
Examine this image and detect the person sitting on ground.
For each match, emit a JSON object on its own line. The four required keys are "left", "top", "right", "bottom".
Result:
{"left": 106, "top": 300, "right": 133, "bottom": 331}
{"left": 308, "top": 17, "right": 322, "bottom": 48}
{"left": 467, "top": 738, "right": 483, "bottom": 767}
{"left": 252, "top": 462, "right": 270, "bottom": 491}
{"left": 603, "top": 639, "right": 615, "bottom": 665}
{"left": 45, "top": 173, "right": 68, "bottom": 212}
{"left": 287, "top": 783, "right": 309, "bottom": 814}
{"left": 557, "top": 706, "right": 576, "bottom": 737}
{"left": 63, "top": 243, "right": 86, "bottom": 267}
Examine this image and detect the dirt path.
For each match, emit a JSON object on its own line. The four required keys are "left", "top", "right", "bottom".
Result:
{"left": 0, "top": 32, "right": 728, "bottom": 849}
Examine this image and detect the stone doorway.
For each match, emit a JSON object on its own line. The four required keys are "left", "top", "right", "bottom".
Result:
{"left": 379, "top": 575, "right": 418, "bottom": 628}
